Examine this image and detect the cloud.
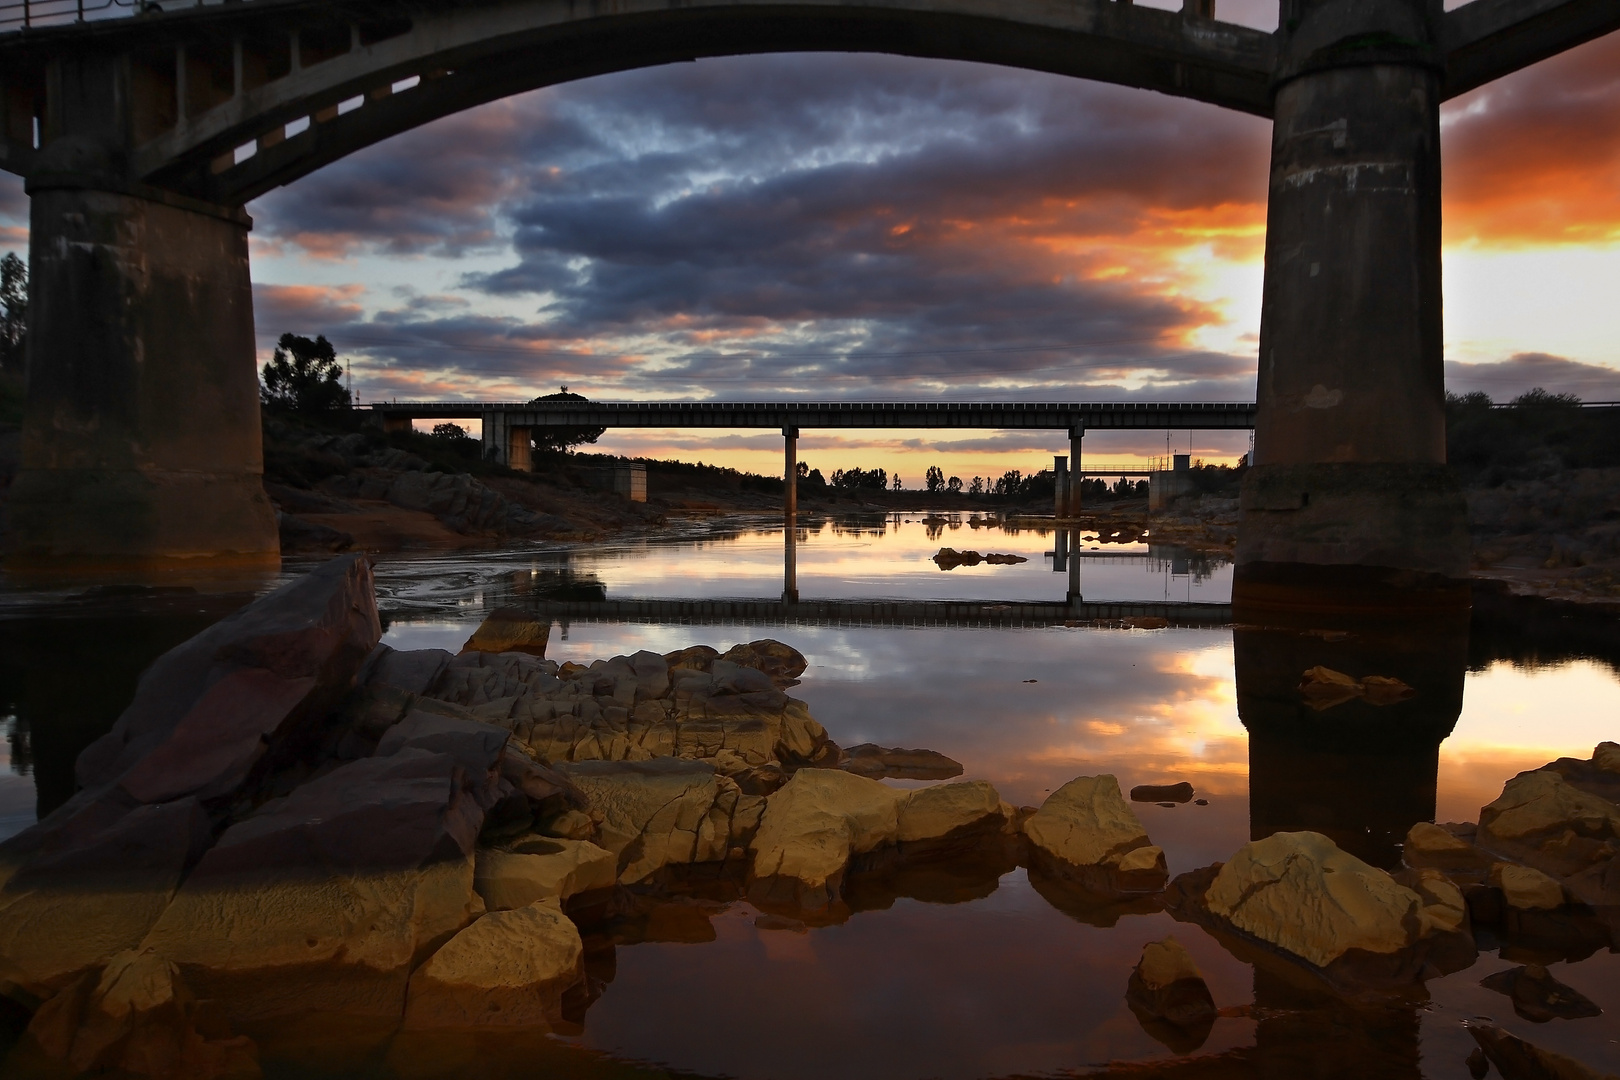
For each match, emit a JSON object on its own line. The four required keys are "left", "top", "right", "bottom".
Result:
{"left": 1442, "top": 32, "right": 1620, "bottom": 246}
{"left": 1446, "top": 352, "right": 1620, "bottom": 402}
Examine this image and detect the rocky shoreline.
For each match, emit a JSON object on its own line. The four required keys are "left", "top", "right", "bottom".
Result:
{"left": 0, "top": 556, "right": 1615, "bottom": 1079}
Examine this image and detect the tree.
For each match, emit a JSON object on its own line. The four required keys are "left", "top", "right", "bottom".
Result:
{"left": 947, "top": 475, "right": 962, "bottom": 494}
{"left": 969, "top": 476, "right": 984, "bottom": 496}
{"left": 0, "top": 252, "right": 26, "bottom": 374}
{"left": 261, "top": 333, "right": 352, "bottom": 411}
{"left": 529, "top": 387, "right": 606, "bottom": 454}
{"left": 429, "top": 422, "right": 481, "bottom": 459}
{"left": 893, "top": 474, "right": 903, "bottom": 491}
{"left": 925, "top": 465, "right": 945, "bottom": 493}
{"left": 831, "top": 466, "right": 887, "bottom": 491}
{"left": 796, "top": 460, "right": 827, "bottom": 488}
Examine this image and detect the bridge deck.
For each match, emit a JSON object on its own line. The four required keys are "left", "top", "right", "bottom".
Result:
{"left": 372, "top": 400, "right": 1257, "bottom": 430}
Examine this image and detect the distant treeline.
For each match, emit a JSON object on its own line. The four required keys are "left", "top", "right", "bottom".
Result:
{"left": 1447, "top": 390, "right": 1620, "bottom": 485}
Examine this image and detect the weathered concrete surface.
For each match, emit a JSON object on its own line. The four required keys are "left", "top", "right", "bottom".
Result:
{"left": 1240, "top": 5, "right": 1469, "bottom": 580}
{"left": 5, "top": 184, "right": 278, "bottom": 573}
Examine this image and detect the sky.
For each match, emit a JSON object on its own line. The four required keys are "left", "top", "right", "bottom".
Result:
{"left": 1, "top": 10, "right": 1617, "bottom": 483}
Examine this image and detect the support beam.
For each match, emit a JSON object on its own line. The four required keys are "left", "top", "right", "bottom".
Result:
{"left": 783, "top": 426, "right": 798, "bottom": 603}
{"left": 5, "top": 182, "right": 279, "bottom": 574}
{"left": 507, "top": 425, "right": 533, "bottom": 473}
{"left": 1239, "top": 0, "right": 1469, "bottom": 593}
{"left": 1069, "top": 426, "right": 1084, "bottom": 516}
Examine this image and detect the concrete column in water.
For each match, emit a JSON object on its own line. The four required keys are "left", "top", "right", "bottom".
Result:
{"left": 1069, "top": 426, "right": 1084, "bottom": 515}
{"left": 1052, "top": 455, "right": 1069, "bottom": 518}
{"left": 8, "top": 180, "right": 278, "bottom": 573}
{"left": 1238, "top": 0, "right": 1468, "bottom": 590}
{"left": 783, "top": 426, "right": 798, "bottom": 603}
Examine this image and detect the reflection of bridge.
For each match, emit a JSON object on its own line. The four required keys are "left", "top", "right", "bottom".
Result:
{"left": 3, "top": 0, "right": 1614, "bottom": 580}
{"left": 535, "top": 597, "right": 1232, "bottom": 628}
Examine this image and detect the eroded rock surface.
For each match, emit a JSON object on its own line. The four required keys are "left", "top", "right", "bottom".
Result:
{"left": 403, "top": 899, "right": 584, "bottom": 1030}
{"left": 1126, "top": 936, "right": 1216, "bottom": 1053}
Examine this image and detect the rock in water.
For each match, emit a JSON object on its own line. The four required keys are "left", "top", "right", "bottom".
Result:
{"left": 1022, "top": 775, "right": 1166, "bottom": 893}
{"left": 1126, "top": 936, "right": 1217, "bottom": 1053}
{"left": 1403, "top": 822, "right": 1492, "bottom": 873}
{"left": 0, "top": 555, "right": 380, "bottom": 997}
{"left": 1204, "top": 831, "right": 1421, "bottom": 967}
{"left": 404, "top": 899, "right": 584, "bottom": 1030}
{"left": 748, "top": 769, "right": 906, "bottom": 911}
{"left": 719, "top": 640, "right": 808, "bottom": 687}
{"left": 461, "top": 607, "right": 549, "bottom": 657}
{"left": 1480, "top": 964, "right": 1603, "bottom": 1023}
{"left": 1175, "top": 831, "right": 1476, "bottom": 987}
{"left": 1479, "top": 771, "right": 1620, "bottom": 879}
{"left": 138, "top": 749, "right": 485, "bottom": 1025}
{"left": 896, "top": 781, "right": 1010, "bottom": 846}
{"left": 1468, "top": 1022, "right": 1619, "bottom": 1080}
{"left": 1492, "top": 863, "right": 1567, "bottom": 912}
{"left": 1130, "top": 782, "right": 1195, "bottom": 804}
{"left": 555, "top": 759, "right": 764, "bottom": 884}
{"left": 841, "top": 744, "right": 964, "bottom": 781}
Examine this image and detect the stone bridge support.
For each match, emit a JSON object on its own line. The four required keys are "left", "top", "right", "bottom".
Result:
{"left": 1238, "top": 0, "right": 1469, "bottom": 600}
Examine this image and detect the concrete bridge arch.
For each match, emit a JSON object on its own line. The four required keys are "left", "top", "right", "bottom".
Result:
{"left": 1, "top": 0, "right": 1616, "bottom": 580}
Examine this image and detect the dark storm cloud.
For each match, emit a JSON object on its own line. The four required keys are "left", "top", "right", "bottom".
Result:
{"left": 1446, "top": 353, "right": 1620, "bottom": 402}
{"left": 247, "top": 53, "right": 1270, "bottom": 397}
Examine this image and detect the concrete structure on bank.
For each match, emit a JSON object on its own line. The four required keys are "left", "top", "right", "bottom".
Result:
{"left": 1, "top": 0, "right": 1614, "bottom": 575}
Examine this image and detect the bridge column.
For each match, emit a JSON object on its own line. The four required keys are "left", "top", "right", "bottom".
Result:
{"left": 1069, "top": 426, "right": 1084, "bottom": 515}
{"left": 783, "top": 426, "right": 798, "bottom": 603}
{"left": 1052, "top": 455, "right": 1069, "bottom": 518}
{"left": 6, "top": 182, "right": 278, "bottom": 574}
{"left": 1239, "top": 0, "right": 1468, "bottom": 600}
{"left": 507, "top": 426, "right": 533, "bottom": 472}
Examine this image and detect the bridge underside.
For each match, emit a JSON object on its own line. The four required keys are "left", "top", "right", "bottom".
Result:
{"left": 0, "top": 0, "right": 1614, "bottom": 586}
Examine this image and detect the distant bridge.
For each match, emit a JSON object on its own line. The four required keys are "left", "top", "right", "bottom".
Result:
{"left": 366, "top": 400, "right": 1257, "bottom": 471}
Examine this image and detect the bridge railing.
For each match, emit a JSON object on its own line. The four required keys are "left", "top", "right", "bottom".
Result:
{"left": 2, "top": 0, "right": 126, "bottom": 33}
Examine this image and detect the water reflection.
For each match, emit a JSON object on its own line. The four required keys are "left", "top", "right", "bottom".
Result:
{"left": 1235, "top": 604, "right": 1468, "bottom": 869}
{"left": 2, "top": 521, "right": 1620, "bottom": 1078}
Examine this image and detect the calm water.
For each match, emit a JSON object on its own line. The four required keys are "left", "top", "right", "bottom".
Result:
{"left": 2, "top": 512, "right": 1618, "bottom": 1078}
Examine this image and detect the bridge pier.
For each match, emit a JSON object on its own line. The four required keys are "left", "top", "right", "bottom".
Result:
{"left": 5, "top": 179, "right": 278, "bottom": 574}
{"left": 783, "top": 426, "right": 798, "bottom": 603}
{"left": 1239, "top": 4, "right": 1469, "bottom": 599}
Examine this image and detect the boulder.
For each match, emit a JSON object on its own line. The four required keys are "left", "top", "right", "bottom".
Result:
{"left": 24, "top": 950, "right": 259, "bottom": 1080}
{"left": 474, "top": 842, "right": 616, "bottom": 910}
{"left": 376, "top": 710, "right": 510, "bottom": 779}
{"left": 719, "top": 640, "right": 808, "bottom": 688}
{"left": 663, "top": 645, "right": 720, "bottom": 672}
{"left": 1404, "top": 822, "right": 1492, "bottom": 874}
{"left": 1596, "top": 741, "right": 1620, "bottom": 775}
{"left": 1173, "top": 831, "right": 1476, "bottom": 988}
{"left": 1479, "top": 771, "right": 1620, "bottom": 876}
{"left": 1492, "top": 863, "right": 1566, "bottom": 912}
{"left": 749, "top": 769, "right": 905, "bottom": 910}
{"left": 363, "top": 647, "right": 452, "bottom": 696}
{"left": 555, "top": 759, "right": 762, "bottom": 884}
{"left": 842, "top": 744, "right": 963, "bottom": 781}
{"left": 1467, "top": 1022, "right": 1619, "bottom": 1080}
{"left": 1480, "top": 964, "right": 1602, "bottom": 1023}
{"left": 0, "top": 557, "right": 381, "bottom": 995}
{"left": 138, "top": 750, "right": 484, "bottom": 1024}
{"left": 0, "top": 798, "right": 213, "bottom": 996}
{"left": 403, "top": 900, "right": 584, "bottom": 1030}
{"left": 460, "top": 607, "right": 549, "bottom": 657}
{"left": 1022, "top": 775, "right": 1166, "bottom": 893}
{"left": 1126, "top": 936, "right": 1216, "bottom": 1053}
{"left": 896, "top": 781, "right": 1009, "bottom": 846}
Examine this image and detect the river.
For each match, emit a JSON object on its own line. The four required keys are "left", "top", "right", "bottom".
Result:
{"left": 1, "top": 512, "right": 1617, "bottom": 1078}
